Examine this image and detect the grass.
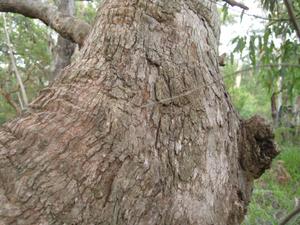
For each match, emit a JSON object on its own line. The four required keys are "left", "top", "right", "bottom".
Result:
{"left": 243, "top": 145, "right": 300, "bottom": 225}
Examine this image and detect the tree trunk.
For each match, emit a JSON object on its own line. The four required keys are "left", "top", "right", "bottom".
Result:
{"left": 294, "top": 96, "right": 300, "bottom": 137}
{"left": 0, "top": 1, "right": 278, "bottom": 224}
{"left": 271, "top": 92, "right": 277, "bottom": 124}
{"left": 51, "top": 0, "right": 76, "bottom": 80}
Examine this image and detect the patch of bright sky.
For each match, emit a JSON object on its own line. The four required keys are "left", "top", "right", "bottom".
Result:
{"left": 219, "top": 0, "right": 267, "bottom": 54}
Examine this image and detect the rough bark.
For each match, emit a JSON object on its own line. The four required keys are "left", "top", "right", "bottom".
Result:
{"left": 0, "top": 0, "right": 278, "bottom": 224}
{"left": 0, "top": 0, "right": 91, "bottom": 46}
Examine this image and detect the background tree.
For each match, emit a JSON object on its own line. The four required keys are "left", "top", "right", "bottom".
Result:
{"left": 219, "top": 0, "right": 300, "bottom": 224}
{"left": 230, "top": 0, "right": 300, "bottom": 143}
{"left": 0, "top": 0, "right": 99, "bottom": 122}
{"left": 50, "top": 0, "right": 76, "bottom": 80}
{"left": 0, "top": 13, "right": 52, "bottom": 122}
{"left": 0, "top": 0, "right": 278, "bottom": 225}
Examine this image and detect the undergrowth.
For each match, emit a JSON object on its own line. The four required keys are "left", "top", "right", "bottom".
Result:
{"left": 243, "top": 145, "right": 300, "bottom": 225}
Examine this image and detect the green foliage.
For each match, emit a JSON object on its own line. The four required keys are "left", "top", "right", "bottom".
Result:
{"left": 0, "top": 14, "right": 52, "bottom": 123}
{"left": 75, "top": 0, "right": 102, "bottom": 24}
{"left": 230, "top": 86, "right": 270, "bottom": 118}
{"left": 231, "top": 33, "right": 300, "bottom": 98}
{"left": 277, "top": 146, "right": 300, "bottom": 183}
{"left": 219, "top": 4, "right": 237, "bottom": 25}
{"left": 275, "top": 126, "right": 300, "bottom": 145}
{"left": 223, "top": 64, "right": 271, "bottom": 119}
{"left": 230, "top": 0, "right": 300, "bottom": 110}
{"left": 260, "top": 0, "right": 279, "bottom": 12}
{"left": 0, "top": 95, "right": 16, "bottom": 124}
{"left": 0, "top": 2, "right": 100, "bottom": 125}
{"left": 225, "top": 1, "right": 300, "bottom": 223}
{"left": 232, "top": 36, "right": 247, "bottom": 56}
{"left": 243, "top": 145, "right": 300, "bottom": 225}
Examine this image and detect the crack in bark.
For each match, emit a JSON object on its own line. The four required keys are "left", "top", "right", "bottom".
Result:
{"left": 0, "top": 1, "right": 278, "bottom": 224}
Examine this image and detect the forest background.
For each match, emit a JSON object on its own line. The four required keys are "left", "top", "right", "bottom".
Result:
{"left": 0, "top": 0, "right": 299, "bottom": 224}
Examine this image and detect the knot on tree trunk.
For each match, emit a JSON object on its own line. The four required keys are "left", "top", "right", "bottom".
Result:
{"left": 239, "top": 115, "right": 279, "bottom": 179}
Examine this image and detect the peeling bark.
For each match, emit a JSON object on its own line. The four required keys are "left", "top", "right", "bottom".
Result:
{"left": 0, "top": 0, "right": 91, "bottom": 46}
{"left": 0, "top": 0, "right": 277, "bottom": 224}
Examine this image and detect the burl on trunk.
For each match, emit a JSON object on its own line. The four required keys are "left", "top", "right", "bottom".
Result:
{"left": 0, "top": 0, "right": 277, "bottom": 224}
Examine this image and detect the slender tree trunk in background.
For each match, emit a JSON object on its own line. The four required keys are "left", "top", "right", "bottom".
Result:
{"left": 275, "top": 35, "right": 286, "bottom": 127}
{"left": 271, "top": 92, "right": 278, "bottom": 124}
{"left": 2, "top": 14, "right": 29, "bottom": 109}
{"left": 294, "top": 96, "right": 300, "bottom": 137}
{"left": 235, "top": 73, "right": 241, "bottom": 88}
{"left": 51, "top": 0, "right": 76, "bottom": 80}
{"left": 0, "top": 1, "right": 277, "bottom": 224}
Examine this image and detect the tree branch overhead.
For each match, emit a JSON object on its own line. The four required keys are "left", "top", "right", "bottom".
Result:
{"left": 0, "top": 0, "right": 91, "bottom": 46}
{"left": 223, "top": 0, "right": 249, "bottom": 10}
{"left": 283, "top": 0, "right": 300, "bottom": 40}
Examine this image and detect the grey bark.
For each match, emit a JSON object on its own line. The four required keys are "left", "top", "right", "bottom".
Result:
{"left": 0, "top": 0, "right": 278, "bottom": 224}
{"left": 51, "top": 0, "right": 76, "bottom": 80}
{"left": 0, "top": 0, "right": 91, "bottom": 46}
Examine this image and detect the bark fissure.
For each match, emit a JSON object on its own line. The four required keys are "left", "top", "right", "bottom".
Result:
{"left": 0, "top": 0, "right": 277, "bottom": 224}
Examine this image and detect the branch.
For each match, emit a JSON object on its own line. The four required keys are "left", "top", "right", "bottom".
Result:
{"left": 233, "top": 63, "right": 300, "bottom": 75}
{"left": 0, "top": 86, "right": 21, "bottom": 114}
{"left": 279, "top": 206, "right": 300, "bottom": 225}
{"left": 222, "top": 0, "right": 249, "bottom": 10}
{"left": 0, "top": 0, "right": 91, "bottom": 46}
{"left": 283, "top": 0, "right": 300, "bottom": 41}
